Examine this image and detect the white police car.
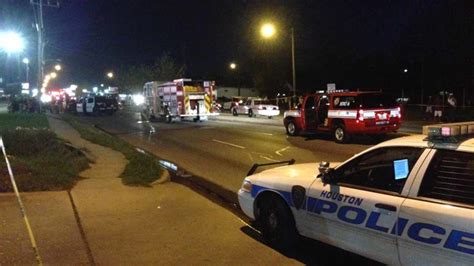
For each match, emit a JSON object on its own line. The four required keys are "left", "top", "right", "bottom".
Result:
{"left": 238, "top": 122, "right": 474, "bottom": 265}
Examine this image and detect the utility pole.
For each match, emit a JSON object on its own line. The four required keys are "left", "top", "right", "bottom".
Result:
{"left": 31, "top": 0, "right": 59, "bottom": 92}
{"left": 291, "top": 27, "right": 296, "bottom": 97}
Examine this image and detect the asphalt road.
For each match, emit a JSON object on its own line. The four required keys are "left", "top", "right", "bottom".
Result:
{"left": 73, "top": 106, "right": 409, "bottom": 194}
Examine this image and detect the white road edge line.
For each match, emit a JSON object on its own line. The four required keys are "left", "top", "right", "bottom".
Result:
{"left": 275, "top": 146, "right": 290, "bottom": 156}
{"left": 212, "top": 139, "right": 246, "bottom": 149}
{"left": 260, "top": 155, "right": 279, "bottom": 162}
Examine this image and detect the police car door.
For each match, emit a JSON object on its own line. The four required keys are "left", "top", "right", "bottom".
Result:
{"left": 306, "top": 147, "right": 426, "bottom": 265}
{"left": 86, "top": 97, "right": 94, "bottom": 113}
{"left": 399, "top": 149, "right": 474, "bottom": 265}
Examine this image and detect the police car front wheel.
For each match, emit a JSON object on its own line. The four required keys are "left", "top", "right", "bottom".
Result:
{"left": 258, "top": 195, "right": 297, "bottom": 249}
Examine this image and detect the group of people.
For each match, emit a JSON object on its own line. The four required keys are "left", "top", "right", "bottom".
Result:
{"left": 7, "top": 96, "right": 40, "bottom": 113}
{"left": 424, "top": 93, "right": 457, "bottom": 122}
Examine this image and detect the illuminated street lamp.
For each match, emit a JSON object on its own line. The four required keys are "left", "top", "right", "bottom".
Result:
{"left": 0, "top": 31, "right": 25, "bottom": 53}
{"left": 259, "top": 22, "right": 297, "bottom": 97}
{"left": 107, "top": 72, "right": 114, "bottom": 79}
{"left": 54, "top": 64, "right": 62, "bottom": 71}
{"left": 50, "top": 72, "right": 57, "bottom": 79}
{"left": 260, "top": 23, "right": 276, "bottom": 39}
{"left": 229, "top": 62, "right": 237, "bottom": 70}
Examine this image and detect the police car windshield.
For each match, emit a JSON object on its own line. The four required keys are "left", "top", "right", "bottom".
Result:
{"left": 359, "top": 94, "right": 396, "bottom": 108}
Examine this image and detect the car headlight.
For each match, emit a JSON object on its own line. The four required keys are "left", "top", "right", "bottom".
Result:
{"left": 241, "top": 179, "right": 253, "bottom": 193}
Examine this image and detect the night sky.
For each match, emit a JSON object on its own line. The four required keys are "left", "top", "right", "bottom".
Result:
{"left": 1, "top": 0, "right": 472, "bottom": 101}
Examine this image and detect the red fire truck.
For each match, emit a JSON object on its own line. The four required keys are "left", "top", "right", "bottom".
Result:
{"left": 143, "top": 79, "right": 218, "bottom": 122}
{"left": 283, "top": 91, "right": 401, "bottom": 143}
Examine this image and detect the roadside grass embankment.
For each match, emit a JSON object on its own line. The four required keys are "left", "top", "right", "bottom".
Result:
{"left": 62, "top": 114, "right": 163, "bottom": 186}
{"left": 0, "top": 113, "right": 89, "bottom": 192}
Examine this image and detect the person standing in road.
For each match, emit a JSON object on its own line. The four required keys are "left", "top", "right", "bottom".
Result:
{"left": 424, "top": 96, "right": 433, "bottom": 120}
{"left": 433, "top": 95, "right": 443, "bottom": 122}
{"left": 447, "top": 93, "right": 457, "bottom": 122}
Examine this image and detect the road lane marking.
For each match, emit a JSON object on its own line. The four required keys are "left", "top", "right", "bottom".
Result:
{"left": 247, "top": 153, "right": 255, "bottom": 162}
{"left": 212, "top": 139, "right": 246, "bottom": 149}
{"left": 260, "top": 155, "right": 279, "bottom": 162}
{"left": 260, "top": 132, "right": 273, "bottom": 136}
{"left": 275, "top": 146, "right": 290, "bottom": 156}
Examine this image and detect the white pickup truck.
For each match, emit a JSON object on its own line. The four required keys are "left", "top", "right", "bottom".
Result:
{"left": 239, "top": 122, "right": 474, "bottom": 265}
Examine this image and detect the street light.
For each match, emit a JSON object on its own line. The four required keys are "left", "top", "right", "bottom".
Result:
{"left": 107, "top": 72, "right": 114, "bottom": 79}
{"left": 50, "top": 72, "right": 57, "bottom": 79}
{"left": 229, "top": 62, "right": 237, "bottom": 70}
{"left": 260, "top": 23, "right": 276, "bottom": 39}
{"left": 259, "top": 22, "right": 297, "bottom": 97}
{"left": 54, "top": 64, "right": 62, "bottom": 71}
{"left": 0, "top": 31, "right": 25, "bottom": 53}
{"left": 401, "top": 68, "right": 408, "bottom": 99}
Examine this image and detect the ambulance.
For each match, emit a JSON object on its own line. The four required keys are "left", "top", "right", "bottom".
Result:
{"left": 238, "top": 122, "right": 474, "bottom": 265}
{"left": 283, "top": 91, "right": 401, "bottom": 143}
{"left": 143, "top": 79, "right": 218, "bottom": 122}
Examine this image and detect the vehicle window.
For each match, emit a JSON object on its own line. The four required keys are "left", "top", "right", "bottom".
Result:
{"left": 87, "top": 98, "right": 94, "bottom": 103}
{"left": 318, "top": 96, "right": 329, "bottom": 107}
{"left": 254, "top": 100, "right": 271, "bottom": 105}
{"left": 333, "top": 96, "right": 357, "bottom": 109}
{"left": 418, "top": 150, "right": 474, "bottom": 206}
{"left": 358, "top": 94, "right": 396, "bottom": 109}
{"left": 78, "top": 99, "right": 83, "bottom": 103}
{"left": 304, "top": 96, "right": 316, "bottom": 110}
{"left": 246, "top": 100, "right": 252, "bottom": 105}
{"left": 336, "top": 147, "right": 424, "bottom": 193}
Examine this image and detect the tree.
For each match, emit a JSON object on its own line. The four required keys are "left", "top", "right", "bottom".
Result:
{"left": 116, "top": 52, "right": 185, "bottom": 94}
{"left": 154, "top": 52, "right": 185, "bottom": 81}
{"left": 116, "top": 65, "right": 155, "bottom": 94}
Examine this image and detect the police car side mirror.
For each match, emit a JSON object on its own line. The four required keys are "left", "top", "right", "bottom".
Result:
{"left": 318, "top": 162, "right": 336, "bottom": 184}
{"left": 318, "top": 161, "right": 330, "bottom": 175}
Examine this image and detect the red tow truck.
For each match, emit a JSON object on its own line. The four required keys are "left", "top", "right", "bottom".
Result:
{"left": 283, "top": 91, "right": 401, "bottom": 143}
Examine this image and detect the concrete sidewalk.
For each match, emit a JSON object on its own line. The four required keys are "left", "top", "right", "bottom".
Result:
{"left": 0, "top": 115, "right": 299, "bottom": 265}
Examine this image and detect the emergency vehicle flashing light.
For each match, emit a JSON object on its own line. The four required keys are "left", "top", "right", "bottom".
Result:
{"left": 423, "top": 121, "right": 474, "bottom": 141}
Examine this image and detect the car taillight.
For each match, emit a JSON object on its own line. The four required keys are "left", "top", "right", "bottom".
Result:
{"left": 357, "top": 109, "right": 364, "bottom": 122}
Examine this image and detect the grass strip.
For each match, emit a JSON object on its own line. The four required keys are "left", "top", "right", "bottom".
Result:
{"left": 62, "top": 114, "right": 162, "bottom": 185}
{"left": 0, "top": 113, "right": 49, "bottom": 130}
{"left": 0, "top": 113, "right": 89, "bottom": 191}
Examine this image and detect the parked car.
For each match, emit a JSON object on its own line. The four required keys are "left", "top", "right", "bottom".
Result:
{"left": 283, "top": 91, "right": 401, "bottom": 143}
{"left": 76, "top": 96, "right": 118, "bottom": 115}
{"left": 231, "top": 98, "right": 280, "bottom": 118}
{"left": 223, "top": 96, "right": 246, "bottom": 110}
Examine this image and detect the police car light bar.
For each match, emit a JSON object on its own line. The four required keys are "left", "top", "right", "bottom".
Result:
{"left": 423, "top": 122, "right": 474, "bottom": 140}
